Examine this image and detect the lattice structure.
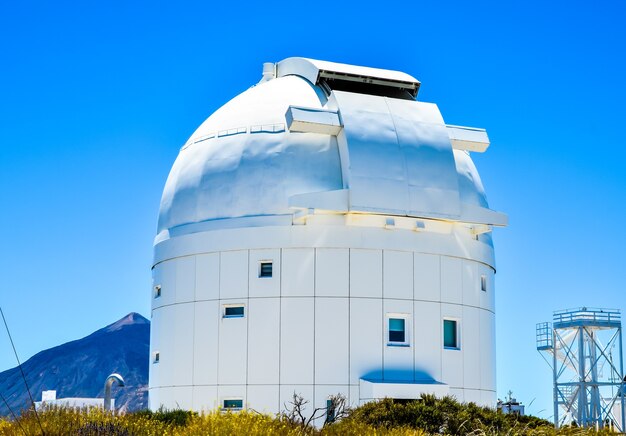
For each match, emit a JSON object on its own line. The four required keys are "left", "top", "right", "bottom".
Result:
{"left": 537, "top": 308, "right": 625, "bottom": 430}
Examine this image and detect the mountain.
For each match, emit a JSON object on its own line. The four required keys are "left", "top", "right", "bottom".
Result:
{"left": 0, "top": 312, "right": 149, "bottom": 416}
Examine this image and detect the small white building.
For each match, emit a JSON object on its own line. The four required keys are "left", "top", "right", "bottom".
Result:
{"left": 149, "top": 58, "right": 507, "bottom": 414}
{"left": 35, "top": 390, "right": 112, "bottom": 411}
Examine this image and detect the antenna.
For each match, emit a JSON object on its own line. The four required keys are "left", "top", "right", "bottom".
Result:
{"left": 0, "top": 306, "right": 45, "bottom": 435}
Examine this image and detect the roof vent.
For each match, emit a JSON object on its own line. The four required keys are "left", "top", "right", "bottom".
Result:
{"left": 260, "top": 62, "right": 275, "bottom": 83}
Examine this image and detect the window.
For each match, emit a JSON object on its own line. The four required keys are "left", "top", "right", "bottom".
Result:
{"left": 387, "top": 315, "right": 409, "bottom": 346}
{"left": 481, "top": 275, "right": 487, "bottom": 292}
{"left": 259, "top": 261, "right": 273, "bottom": 278}
{"left": 326, "top": 399, "right": 336, "bottom": 423}
{"left": 224, "top": 305, "right": 245, "bottom": 318}
{"left": 444, "top": 319, "right": 459, "bottom": 349}
{"left": 223, "top": 399, "right": 243, "bottom": 410}
{"left": 153, "top": 352, "right": 160, "bottom": 363}
{"left": 154, "top": 285, "right": 161, "bottom": 299}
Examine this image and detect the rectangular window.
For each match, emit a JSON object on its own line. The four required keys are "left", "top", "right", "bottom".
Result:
{"left": 326, "top": 399, "right": 335, "bottom": 423}
{"left": 154, "top": 285, "right": 161, "bottom": 299}
{"left": 224, "top": 305, "right": 245, "bottom": 318}
{"left": 387, "top": 316, "right": 409, "bottom": 346}
{"left": 223, "top": 399, "right": 243, "bottom": 410}
{"left": 153, "top": 352, "right": 160, "bottom": 363}
{"left": 481, "top": 275, "right": 487, "bottom": 292}
{"left": 259, "top": 261, "right": 273, "bottom": 278}
{"left": 444, "top": 319, "right": 459, "bottom": 349}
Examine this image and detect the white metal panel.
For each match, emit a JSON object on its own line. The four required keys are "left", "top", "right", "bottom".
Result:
{"left": 383, "top": 299, "right": 414, "bottom": 381}
{"left": 280, "top": 298, "right": 314, "bottom": 384}
{"left": 414, "top": 254, "right": 440, "bottom": 301}
{"left": 315, "top": 248, "right": 349, "bottom": 297}
{"left": 247, "top": 385, "right": 279, "bottom": 414}
{"left": 479, "top": 266, "right": 495, "bottom": 312}
{"left": 383, "top": 250, "right": 413, "bottom": 300}
{"left": 247, "top": 298, "right": 280, "bottom": 384}
{"left": 446, "top": 125, "right": 490, "bottom": 153}
{"left": 441, "top": 256, "right": 463, "bottom": 304}
{"left": 172, "top": 303, "right": 195, "bottom": 386}
{"left": 449, "top": 388, "right": 465, "bottom": 403}
{"left": 350, "top": 299, "right": 383, "bottom": 384}
{"left": 462, "top": 306, "right": 480, "bottom": 389}
{"left": 192, "top": 386, "right": 218, "bottom": 412}
{"left": 385, "top": 98, "right": 461, "bottom": 219}
{"left": 279, "top": 385, "right": 314, "bottom": 415}
{"left": 315, "top": 298, "right": 349, "bottom": 384}
{"left": 349, "top": 385, "right": 360, "bottom": 408}
{"left": 157, "top": 306, "right": 175, "bottom": 386}
{"left": 195, "top": 253, "right": 219, "bottom": 301}
{"left": 149, "top": 309, "right": 161, "bottom": 388}
{"left": 360, "top": 379, "right": 449, "bottom": 401}
{"left": 350, "top": 249, "right": 382, "bottom": 298}
{"left": 156, "top": 260, "right": 176, "bottom": 308}
{"left": 171, "top": 387, "right": 193, "bottom": 410}
{"left": 282, "top": 248, "right": 314, "bottom": 297}
{"left": 479, "top": 310, "right": 496, "bottom": 391}
{"left": 481, "top": 389, "right": 496, "bottom": 407}
{"left": 248, "top": 249, "right": 280, "bottom": 297}
{"left": 218, "top": 300, "right": 248, "bottom": 384}
{"left": 441, "top": 303, "right": 464, "bottom": 388}
{"left": 151, "top": 266, "right": 162, "bottom": 311}
{"left": 220, "top": 250, "right": 249, "bottom": 299}
{"left": 464, "top": 389, "right": 482, "bottom": 404}
{"left": 193, "top": 301, "right": 219, "bottom": 385}
{"left": 462, "top": 260, "right": 480, "bottom": 307}
{"left": 176, "top": 256, "right": 196, "bottom": 304}
{"left": 285, "top": 106, "right": 342, "bottom": 135}
{"left": 413, "top": 301, "right": 442, "bottom": 382}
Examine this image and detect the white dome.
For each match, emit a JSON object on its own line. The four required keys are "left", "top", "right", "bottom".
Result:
{"left": 157, "top": 58, "right": 503, "bottom": 239}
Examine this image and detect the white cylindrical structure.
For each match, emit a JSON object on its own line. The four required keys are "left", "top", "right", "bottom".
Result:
{"left": 149, "top": 58, "right": 506, "bottom": 414}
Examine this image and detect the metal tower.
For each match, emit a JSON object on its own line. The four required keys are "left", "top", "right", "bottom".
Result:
{"left": 537, "top": 307, "right": 625, "bottom": 431}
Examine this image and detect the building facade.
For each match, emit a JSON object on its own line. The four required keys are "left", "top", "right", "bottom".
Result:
{"left": 149, "top": 58, "right": 507, "bottom": 414}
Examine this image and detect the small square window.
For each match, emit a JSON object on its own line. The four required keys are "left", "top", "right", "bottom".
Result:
{"left": 154, "top": 285, "right": 161, "bottom": 299}
{"left": 223, "top": 399, "right": 243, "bottom": 410}
{"left": 444, "top": 319, "right": 459, "bottom": 349}
{"left": 153, "top": 352, "right": 160, "bottom": 363}
{"left": 387, "top": 316, "right": 409, "bottom": 346}
{"left": 224, "top": 305, "right": 245, "bottom": 318}
{"left": 480, "top": 275, "right": 487, "bottom": 292}
{"left": 259, "top": 261, "right": 273, "bottom": 278}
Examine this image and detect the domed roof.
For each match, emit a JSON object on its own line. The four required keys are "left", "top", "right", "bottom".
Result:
{"left": 157, "top": 58, "right": 505, "bottom": 239}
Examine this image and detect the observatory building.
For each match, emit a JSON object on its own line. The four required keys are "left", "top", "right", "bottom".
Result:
{"left": 149, "top": 58, "right": 507, "bottom": 414}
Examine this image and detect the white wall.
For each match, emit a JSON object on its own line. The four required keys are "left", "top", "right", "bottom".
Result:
{"left": 150, "top": 224, "right": 497, "bottom": 414}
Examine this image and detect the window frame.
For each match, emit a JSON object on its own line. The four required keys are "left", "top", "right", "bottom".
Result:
{"left": 258, "top": 260, "right": 273, "bottom": 278}
{"left": 222, "top": 398, "right": 243, "bottom": 411}
{"left": 385, "top": 313, "right": 411, "bottom": 347}
{"left": 223, "top": 304, "right": 246, "bottom": 318}
{"left": 443, "top": 318, "right": 460, "bottom": 350}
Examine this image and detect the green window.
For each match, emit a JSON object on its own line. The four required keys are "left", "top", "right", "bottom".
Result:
{"left": 388, "top": 318, "right": 406, "bottom": 343}
{"left": 223, "top": 399, "right": 243, "bottom": 410}
{"left": 444, "top": 319, "right": 458, "bottom": 349}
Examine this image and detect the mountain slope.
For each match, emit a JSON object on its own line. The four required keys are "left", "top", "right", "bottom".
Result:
{"left": 0, "top": 312, "right": 149, "bottom": 416}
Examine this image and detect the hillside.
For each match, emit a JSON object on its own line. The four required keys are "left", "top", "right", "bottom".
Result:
{"left": 0, "top": 312, "right": 149, "bottom": 415}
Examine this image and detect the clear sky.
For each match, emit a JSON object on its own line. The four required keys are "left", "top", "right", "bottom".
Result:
{"left": 1, "top": 0, "right": 625, "bottom": 420}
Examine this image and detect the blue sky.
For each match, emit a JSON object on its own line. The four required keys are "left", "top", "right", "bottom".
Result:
{"left": 1, "top": 0, "right": 625, "bottom": 420}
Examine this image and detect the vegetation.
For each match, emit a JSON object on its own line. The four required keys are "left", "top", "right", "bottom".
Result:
{"left": 0, "top": 395, "right": 617, "bottom": 435}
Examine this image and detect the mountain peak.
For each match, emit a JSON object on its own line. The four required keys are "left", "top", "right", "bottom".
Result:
{"left": 103, "top": 312, "right": 149, "bottom": 333}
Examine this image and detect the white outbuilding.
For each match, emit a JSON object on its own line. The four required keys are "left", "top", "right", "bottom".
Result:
{"left": 149, "top": 58, "right": 507, "bottom": 414}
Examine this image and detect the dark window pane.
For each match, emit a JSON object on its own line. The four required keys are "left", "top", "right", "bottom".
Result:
{"left": 444, "top": 320, "right": 457, "bottom": 348}
{"left": 389, "top": 330, "right": 405, "bottom": 342}
{"left": 260, "top": 262, "right": 273, "bottom": 278}
{"left": 223, "top": 399, "right": 243, "bottom": 409}
{"left": 224, "top": 306, "right": 245, "bottom": 317}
